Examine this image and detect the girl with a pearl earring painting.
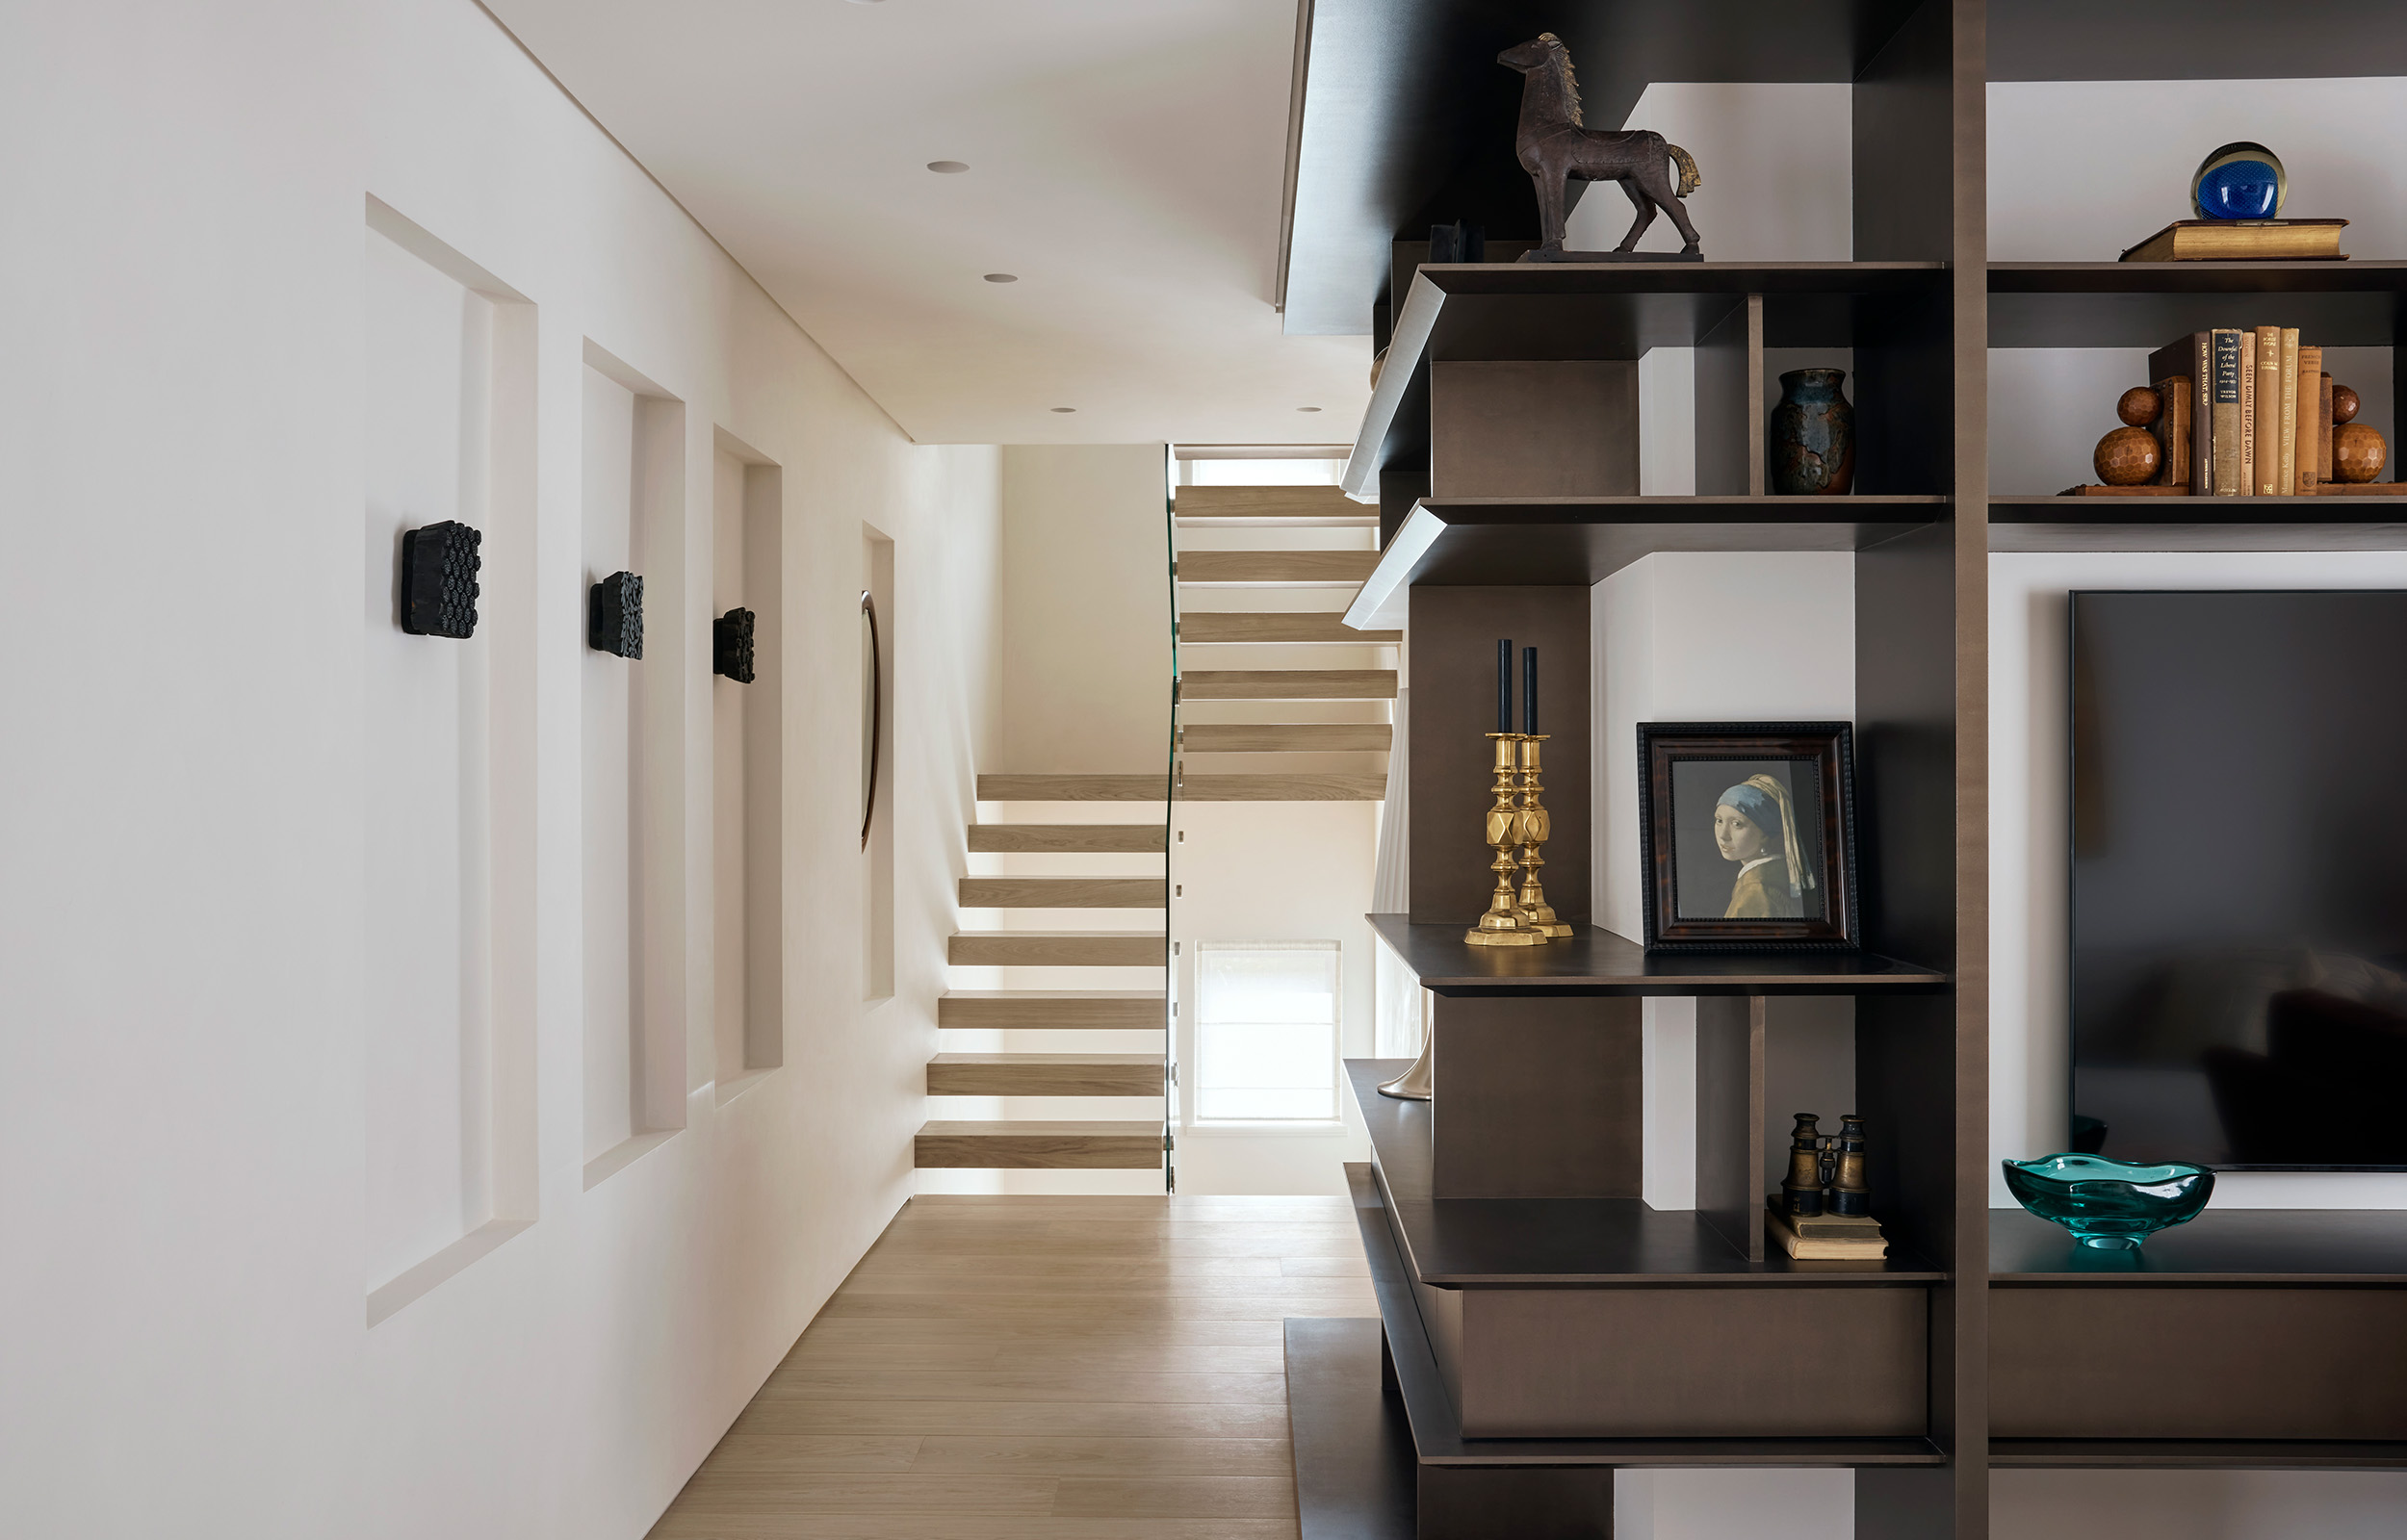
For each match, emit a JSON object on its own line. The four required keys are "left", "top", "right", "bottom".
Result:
{"left": 1712, "top": 774, "right": 1816, "bottom": 920}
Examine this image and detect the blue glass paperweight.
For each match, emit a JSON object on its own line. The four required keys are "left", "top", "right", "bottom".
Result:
{"left": 2191, "top": 141, "right": 2286, "bottom": 220}
{"left": 2002, "top": 1154, "right": 2214, "bottom": 1249}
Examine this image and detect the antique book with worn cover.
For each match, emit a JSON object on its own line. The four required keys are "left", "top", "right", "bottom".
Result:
{"left": 2120, "top": 218, "right": 2348, "bottom": 262}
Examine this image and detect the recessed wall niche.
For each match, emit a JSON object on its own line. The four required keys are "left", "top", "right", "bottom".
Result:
{"left": 361, "top": 196, "right": 537, "bottom": 1326}
{"left": 581, "top": 342, "right": 688, "bottom": 1185}
{"left": 711, "top": 430, "right": 783, "bottom": 1091}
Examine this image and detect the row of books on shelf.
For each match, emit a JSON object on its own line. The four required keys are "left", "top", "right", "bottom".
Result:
{"left": 2147, "top": 328, "right": 2347, "bottom": 495}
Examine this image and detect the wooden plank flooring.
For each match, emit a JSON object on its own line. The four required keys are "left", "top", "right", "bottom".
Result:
{"left": 648, "top": 1194, "right": 1376, "bottom": 1540}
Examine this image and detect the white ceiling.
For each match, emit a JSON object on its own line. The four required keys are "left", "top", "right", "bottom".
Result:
{"left": 484, "top": 0, "right": 1371, "bottom": 446}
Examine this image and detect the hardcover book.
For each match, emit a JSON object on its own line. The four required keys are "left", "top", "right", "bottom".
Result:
{"left": 2148, "top": 333, "right": 2213, "bottom": 493}
{"left": 2279, "top": 328, "right": 2302, "bottom": 495}
{"left": 2119, "top": 218, "right": 2348, "bottom": 262}
{"left": 2211, "top": 329, "right": 2243, "bottom": 496}
{"left": 2296, "top": 346, "right": 2321, "bottom": 491}
{"left": 2240, "top": 332, "right": 2259, "bottom": 496}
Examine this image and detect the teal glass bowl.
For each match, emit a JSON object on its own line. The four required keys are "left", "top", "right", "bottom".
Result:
{"left": 2001, "top": 1154, "right": 2214, "bottom": 1249}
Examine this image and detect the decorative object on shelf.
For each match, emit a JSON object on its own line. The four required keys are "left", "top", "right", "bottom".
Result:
{"left": 2332, "top": 385, "right": 2389, "bottom": 483}
{"left": 1637, "top": 722, "right": 1859, "bottom": 950}
{"left": 2092, "top": 386, "right": 2163, "bottom": 486}
{"left": 1829, "top": 1114, "right": 1872, "bottom": 1217}
{"left": 2001, "top": 1153, "right": 2214, "bottom": 1250}
{"left": 2119, "top": 218, "right": 2346, "bottom": 263}
{"left": 398, "top": 520, "right": 481, "bottom": 639}
{"left": 1781, "top": 1113, "right": 1827, "bottom": 1218}
{"left": 1764, "top": 1203, "right": 1887, "bottom": 1260}
{"left": 1467, "top": 638, "right": 1543, "bottom": 947}
{"left": 1374, "top": 1041, "right": 1433, "bottom": 1101}
{"left": 712, "top": 606, "right": 756, "bottom": 683}
{"left": 1495, "top": 35, "right": 1701, "bottom": 263}
{"left": 1768, "top": 369, "right": 1855, "bottom": 495}
{"left": 861, "top": 590, "right": 881, "bottom": 847}
{"left": 2193, "top": 141, "right": 2286, "bottom": 220}
{"left": 588, "top": 571, "right": 643, "bottom": 659}
{"left": 1512, "top": 646, "right": 1571, "bottom": 938}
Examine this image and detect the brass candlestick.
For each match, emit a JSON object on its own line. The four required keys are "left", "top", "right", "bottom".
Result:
{"left": 1514, "top": 734, "right": 1571, "bottom": 937}
{"left": 1464, "top": 732, "right": 1543, "bottom": 946}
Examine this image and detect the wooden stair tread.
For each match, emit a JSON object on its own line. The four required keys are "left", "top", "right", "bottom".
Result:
{"left": 947, "top": 931, "right": 1166, "bottom": 966}
{"left": 940, "top": 990, "right": 1166, "bottom": 1028}
{"left": 915, "top": 1120, "right": 1164, "bottom": 1169}
{"left": 968, "top": 823, "right": 1167, "bottom": 853}
{"left": 927, "top": 1054, "right": 1165, "bottom": 1096}
{"left": 1181, "top": 669, "right": 1397, "bottom": 700}
{"left": 1180, "top": 611, "right": 1400, "bottom": 644}
{"left": 1180, "top": 722, "right": 1392, "bottom": 752}
{"left": 1172, "top": 486, "right": 1373, "bottom": 526}
{"left": 979, "top": 774, "right": 1167, "bottom": 802}
{"left": 960, "top": 877, "right": 1166, "bottom": 908}
{"left": 1177, "top": 551, "right": 1378, "bottom": 585}
{"left": 1177, "top": 773, "right": 1388, "bottom": 801}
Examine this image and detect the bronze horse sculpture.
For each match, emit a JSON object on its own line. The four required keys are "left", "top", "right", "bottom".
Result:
{"left": 1498, "top": 35, "right": 1701, "bottom": 260}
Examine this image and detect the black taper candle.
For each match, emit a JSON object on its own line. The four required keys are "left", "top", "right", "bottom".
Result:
{"left": 1523, "top": 646, "right": 1538, "bottom": 735}
{"left": 1495, "top": 638, "right": 1513, "bottom": 732}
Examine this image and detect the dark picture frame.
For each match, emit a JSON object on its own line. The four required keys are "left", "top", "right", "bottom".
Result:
{"left": 1638, "top": 722, "right": 1859, "bottom": 951}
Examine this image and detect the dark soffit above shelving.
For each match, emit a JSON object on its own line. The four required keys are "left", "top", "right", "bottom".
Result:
{"left": 1282, "top": 0, "right": 1922, "bottom": 336}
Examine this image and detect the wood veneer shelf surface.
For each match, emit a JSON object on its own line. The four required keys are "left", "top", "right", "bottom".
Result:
{"left": 1991, "top": 1207, "right": 2407, "bottom": 1284}
{"left": 1342, "top": 1163, "right": 1946, "bottom": 1470}
{"left": 1987, "top": 1440, "right": 2407, "bottom": 1471}
{"left": 1363, "top": 914, "right": 1945, "bottom": 996}
{"left": 1340, "top": 500, "right": 1937, "bottom": 629}
{"left": 1988, "top": 261, "right": 2407, "bottom": 348}
{"left": 1351, "top": 1061, "right": 1940, "bottom": 1287}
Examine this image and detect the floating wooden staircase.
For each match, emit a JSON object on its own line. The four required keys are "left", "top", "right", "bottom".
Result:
{"left": 916, "top": 480, "right": 1395, "bottom": 1180}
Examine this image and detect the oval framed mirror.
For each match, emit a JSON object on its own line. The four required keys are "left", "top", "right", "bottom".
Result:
{"left": 861, "top": 590, "right": 882, "bottom": 848}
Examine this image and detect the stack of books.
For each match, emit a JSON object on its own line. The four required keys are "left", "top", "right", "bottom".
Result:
{"left": 1765, "top": 1202, "right": 1888, "bottom": 1261}
{"left": 2086, "top": 327, "right": 2346, "bottom": 497}
{"left": 2119, "top": 218, "right": 2347, "bottom": 263}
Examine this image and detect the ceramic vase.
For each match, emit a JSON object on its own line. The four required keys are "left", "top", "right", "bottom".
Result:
{"left": 1770, "top": 369, "right": 1856, "bottom": 496}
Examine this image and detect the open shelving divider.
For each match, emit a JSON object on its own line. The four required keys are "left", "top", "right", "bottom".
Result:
{"left": 1321, "top": 5, "right": 2407, "bottom": 1536}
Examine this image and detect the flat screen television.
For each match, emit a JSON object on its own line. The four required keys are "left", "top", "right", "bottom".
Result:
{"left": 2070, "top": 589, "right": 2407, "bottom": 1169}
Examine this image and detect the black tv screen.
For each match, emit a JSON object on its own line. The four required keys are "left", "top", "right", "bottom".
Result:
{"left": 2070, "top": 590, "right": 2407, "bottom": 1169}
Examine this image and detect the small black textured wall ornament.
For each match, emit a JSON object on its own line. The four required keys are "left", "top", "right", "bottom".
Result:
{"left": 399, "top": 521, "right": 482, "bottom": 638}
{"left": 588, "top": 572, "right": 644, "bottom": 658}
{"left": 713, "top": 606, "right": 756, "bottom": 683}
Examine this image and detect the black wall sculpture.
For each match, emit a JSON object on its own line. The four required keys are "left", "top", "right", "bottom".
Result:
{"left": 713, "top": 607, "right": 756, "bottom": 683}
{"left": 399, "top": 520, "right": 482, "bottom": 639}
{"left": 589, "top": 572, "right": 644, "bottom": 659}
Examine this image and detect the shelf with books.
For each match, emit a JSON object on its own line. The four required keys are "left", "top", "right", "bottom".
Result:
{"left": 1989, "top": 497, "right": 2407, "bottom": 553}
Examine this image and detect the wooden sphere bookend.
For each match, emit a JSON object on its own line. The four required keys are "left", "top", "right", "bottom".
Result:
{"left": 2117, "top": 386, "right": 2162, "bottom": 427}
{"left": 2094, "top": 425, "right": 2161, "bottom": 486}
{"left": 2333, "top": 423, "right": 2388, "bottom": 483}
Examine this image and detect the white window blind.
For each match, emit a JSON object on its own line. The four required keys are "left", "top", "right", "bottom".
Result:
{"left": 1193, "top": 941, "right": 1340, "bottom": 1121}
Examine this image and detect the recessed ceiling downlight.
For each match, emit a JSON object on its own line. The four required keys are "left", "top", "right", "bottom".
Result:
{"left": 927, "top": 161, "right": 969, "bottom": 173}
{"left": 983, "top": 273, "right": 1018, "bottom": 283}
{"left": 1296, "top": 405, "right": 1323, "bottom": 412}
{"left": 1050, "top": 407, "right": 1076, "bottom": 414}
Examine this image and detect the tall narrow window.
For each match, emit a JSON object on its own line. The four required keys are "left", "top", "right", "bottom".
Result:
{"left": 1193, "top": 941, "right": 1340, "bottom": 1122}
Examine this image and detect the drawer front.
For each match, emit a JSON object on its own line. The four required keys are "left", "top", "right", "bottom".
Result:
{"left": 1991, "top": 1287, "right": 2407, "bottom": 1440}
{"left": 1456, "top": 1286, "right": 1928, "bottom": 1438}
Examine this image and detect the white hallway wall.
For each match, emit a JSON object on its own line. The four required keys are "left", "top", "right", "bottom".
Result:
{"left": 0, "top": 3, "right": 999, "bottom": 1538}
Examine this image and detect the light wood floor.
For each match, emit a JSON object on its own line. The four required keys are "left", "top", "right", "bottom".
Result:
{"left": 647, "top": 1194, "right": 1377, "bottom": 1540}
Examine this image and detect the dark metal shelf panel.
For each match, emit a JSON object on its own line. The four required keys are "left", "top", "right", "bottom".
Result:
{"left": 1991, "top": 1207, "right": 2407, "bottom": 1284}
{"left": 1990, "top": 0, "right": 2407, "bottom": 84}
{"left": 1989, "top": 497, "right": 2407, "bottom": 552}
{"left": 1360, "top": 915, "right": 1946, "bottom": 996}
{"left": 1344, "top": 1163, "right": 1945, "bottom": 1468}
{"left": 1352, "top": 1062, "right": 1943, "bottom": 1286}
{"left": 1989, "top": 1439, "right": 2407, "bottom": 1470}
{"left": 1988, "top": 262, "right": 2407, "bottom": 348}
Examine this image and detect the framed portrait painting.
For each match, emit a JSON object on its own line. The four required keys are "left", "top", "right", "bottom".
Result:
{"left": 1637, "top": 722, "right": 1859, "bottom": 951}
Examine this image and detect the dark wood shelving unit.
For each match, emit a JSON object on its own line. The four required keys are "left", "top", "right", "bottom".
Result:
{"left": 1284, "top": 3, "right": 2407, "bottom": 1535}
